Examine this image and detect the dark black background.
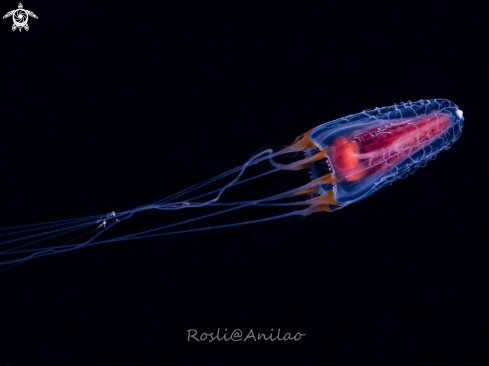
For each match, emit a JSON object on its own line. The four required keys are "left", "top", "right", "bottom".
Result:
{"left": 0, "top": 1, "right": 487, "bottom": 365}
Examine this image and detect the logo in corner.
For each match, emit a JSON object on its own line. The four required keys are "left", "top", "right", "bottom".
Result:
{"left": 3, "top": 3, "right": 37, "bottom": 32}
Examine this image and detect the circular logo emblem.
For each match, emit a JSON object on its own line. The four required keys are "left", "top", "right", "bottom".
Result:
{"left": 12, "top": 9, "right": 27, "bottom": 28}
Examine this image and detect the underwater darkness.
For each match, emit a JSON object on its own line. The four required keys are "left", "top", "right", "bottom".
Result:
{"left": 0, "top": 0, "right": 488, "bottom": 365}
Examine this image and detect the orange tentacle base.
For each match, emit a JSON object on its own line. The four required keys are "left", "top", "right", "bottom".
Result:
{"left": 271, "top": 130, "right": 329, "bottom": 171}
{"left": 289, "top": 129, "right": 316, "bottom": 152}
{"left": 304, "top": 192, "right": 342, "bottom": 213}
{"left": 274, "top": 129, "right": 316, "bottom": 156}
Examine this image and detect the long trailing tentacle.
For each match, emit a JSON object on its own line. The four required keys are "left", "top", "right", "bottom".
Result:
{"left": 0, "top": 134, "right": 340, "bottom": 270}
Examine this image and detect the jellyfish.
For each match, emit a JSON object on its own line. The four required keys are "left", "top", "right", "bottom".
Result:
{"left": 0, "top": 99, "right": 464, "bottom": 271}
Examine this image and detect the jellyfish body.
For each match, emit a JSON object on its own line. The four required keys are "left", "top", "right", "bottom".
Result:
{"left": 0, "top": 99, "right": 464, "bottom": 270}
{"left": 283, "top": 98, "right": 464, "bottom": 212}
